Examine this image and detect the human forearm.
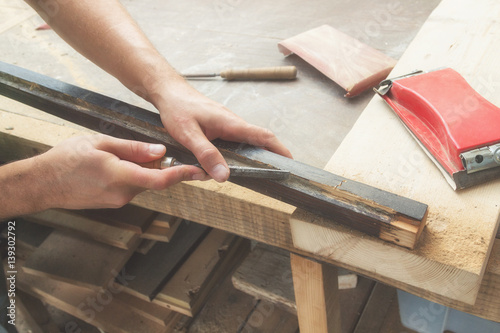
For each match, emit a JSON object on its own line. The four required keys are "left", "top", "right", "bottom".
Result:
{"left": 24, "top": 0, "right": 181, "bottom": 103}
{"left": 0, "top": 135, "right": 205, "bottom": 220}
{"left": 0, "top": 157, "right": 53, "bottom": 220}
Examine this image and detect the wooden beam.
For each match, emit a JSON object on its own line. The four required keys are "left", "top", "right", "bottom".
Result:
{"left": 232, "top": 243, "right": 357, "bottom": 315}
{"left": 120, "top": 221, "right": 209, "bottom": 300}
{"left": 26, "top": 209, "right": 140, "bottom": 250}
{"left": 0, "top": 61, "right": 427, "bottom": 248}
{"left": 78, "top": 204, "right": 158, "bottom": 234}
{"left": 16, "top": 263, "right": 180, "bottom": 333}
{"left": 154, "top": 230, "right": 250, "bottom": 316}
{"left": 140, "top": 216, "right": 182, "bottom": 242}
{"left": 23, "top": 230, "right": 137, "bottom": 290}
{"left": 3, "top": 110, "right": 500, "bottom": 312}
{"left": 290, "top": 253, "right": 341, "bottom": 333}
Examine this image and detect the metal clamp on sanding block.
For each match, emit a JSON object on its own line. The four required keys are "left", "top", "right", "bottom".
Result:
{"left": 374, "top": 68, "right": 500, "bottom": 190}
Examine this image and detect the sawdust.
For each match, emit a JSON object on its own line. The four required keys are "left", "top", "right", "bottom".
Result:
{"left": 417, "top": 212, "right": 491, "bottom": 272}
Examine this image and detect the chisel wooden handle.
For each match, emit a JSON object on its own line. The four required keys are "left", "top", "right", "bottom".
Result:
{"left": 220, "top": 66, "right": 297, "bottom": 80}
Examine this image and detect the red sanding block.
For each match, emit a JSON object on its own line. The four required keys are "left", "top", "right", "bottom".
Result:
{"left": 374, "top": 68, "right": 500, "bottom": 190}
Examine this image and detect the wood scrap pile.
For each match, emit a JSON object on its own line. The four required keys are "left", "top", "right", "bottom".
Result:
{"left": 3, "top": 204, "right": 251, "bottom": 332}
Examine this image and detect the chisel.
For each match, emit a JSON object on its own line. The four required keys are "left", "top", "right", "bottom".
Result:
{"left": 182, "top": 66, "right": 297, "bottom": 80}
{"left": 141, "top": 156, "right": 291, "bottom": 180}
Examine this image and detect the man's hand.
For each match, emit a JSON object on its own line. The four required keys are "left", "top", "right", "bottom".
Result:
{"left": 23, "top": 0, "right": 292, "bottom": 184}
{"left": 150, "top": 82, "right": 293, "bottom": 182}
{"left": 0, "top": 135, "right": 206, "bottom": 219}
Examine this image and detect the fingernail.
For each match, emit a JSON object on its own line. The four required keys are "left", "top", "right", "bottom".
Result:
{"left": 212, "top": 164, "right": 229, "bottom": 182}
{"left": 148, "top": 144, "right": 165, "bottom": 155}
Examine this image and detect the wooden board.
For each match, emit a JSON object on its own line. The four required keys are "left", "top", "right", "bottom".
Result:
{"left": 186, "top": 270, "right": 288, "bottom": 333}
{"left": 232, "top": 243, "right": 375, "bottom": 333}
{"left": 23, "top": 230, "right": 136, "bottom": 290}
{"left": 152, "top": 213, "right": 178, "bottom": 228}
{"left": 154, "top": 230, "right": 250, "bottom": 317}
{"left": 26, "top": 209, "right": 140, "bottom": 250}
{"left": 113, "top": 291, "right": 179, "bottom": 327}
{"left": 121, "top": 221, "right": 210, "bottom": 300}
{"left": 290, "top": 253, "right": 341, "bottom": 333}
{"left": 79, "top": 204, "right": 158, "bottom": 234}
{"left": 140, "top": 216, "right": 182, "bottom": 242}
{"left": 290, "top": 0, "right": 500, "bottom": 306}
{"left": 135, "top": 239, "right": 157, "bottom": 255}
{"left": 15, "top": 290, "right": 60, "bottom": 333}
{"left": 4, "top": 101, "right": 500, "bottom": 314}
{"left": 232, "top": 243, "right": 357, "bottom": 314}
{"left": 16, "top": 265, "right": 179, "bottom": 333}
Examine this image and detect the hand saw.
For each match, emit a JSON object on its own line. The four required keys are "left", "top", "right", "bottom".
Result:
{"left": 0, "top": 61, "right": 428, "bottom": 249}
{"left": 375, "top": 68, "right": 500, "bottom": 190}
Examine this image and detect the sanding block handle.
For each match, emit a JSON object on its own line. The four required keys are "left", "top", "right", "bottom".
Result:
{"left": 220, "top": 66, "right": 297, "bottom": 80}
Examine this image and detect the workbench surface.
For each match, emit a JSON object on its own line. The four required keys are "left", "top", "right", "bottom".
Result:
{"left": 3, "top": 0, "right": 499, "bottom": 324}
{"left": 0, "top": 0, "right": 438, "bottom": 167}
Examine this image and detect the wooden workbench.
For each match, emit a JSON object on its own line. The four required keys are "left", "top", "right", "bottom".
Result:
{"left": 2, "top": 0, "right": 499, "bottom": 331}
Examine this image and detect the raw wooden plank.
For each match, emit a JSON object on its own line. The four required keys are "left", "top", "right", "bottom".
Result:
{"left": 233, "top": 243, "right": 374, "bottom": 333}
{"left": 16, "top": 266, "right": 175, "bottom": 333}
{"left": 290, "top": 0, "right": 500, "bottom": 306}
{"left": 232, "top": 244, "right": 297, "bottom": 313}
{"left": 232, "top": 243, "right": 357, "bottom": 314}
{"left": 4, "top": 107, "right": 495, "bottom": 312}
{"left": 186, "top": 270, "right": 258, "bottom": 333}
{"left": 26, "top": 209, "right": 140, "bottom": 250}
{"left": 290, "top": 253, "right": 341, "bottom": 333}
{"left": 23, "top": 230, "right": 136, "bottom": 290}
{"left": 121, "top": 221, "right": 210, "bottom": 300}
{"left": 154, "top": 230, "right": 250, "bottom": 316}
{"left": 113, "top": 290, "right": 179, "bottom": 327}
{"left": 278, "top": 25, "right": 396, "bottom": 97}
{"left": 152, "top": 213, "right": 178, "bottom": 228}
{"left": 135, "top": 239, "right": 157, "bottom": 255}
{"left": 79, "top": 204, "right": 158, "bottom": 234}
{"left": 140, "top": 216, "right": 182, "bottom": 242}
{"left": 16, "top": 290, "right": 60, "bottom": 333}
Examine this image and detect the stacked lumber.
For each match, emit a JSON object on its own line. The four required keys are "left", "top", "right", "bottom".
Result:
{"left": 231, "top": 243, "right": 370, "bottom": 333}
{"left": 232, "top": 243, "right": 358, "bottom": 314}
{"left": 8, "top": 204, "right": 251, "bottom": 333}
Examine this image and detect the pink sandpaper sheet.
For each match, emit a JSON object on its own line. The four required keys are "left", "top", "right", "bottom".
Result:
{"left": 278, "top": 25, "right": 397, "bottom": 97}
